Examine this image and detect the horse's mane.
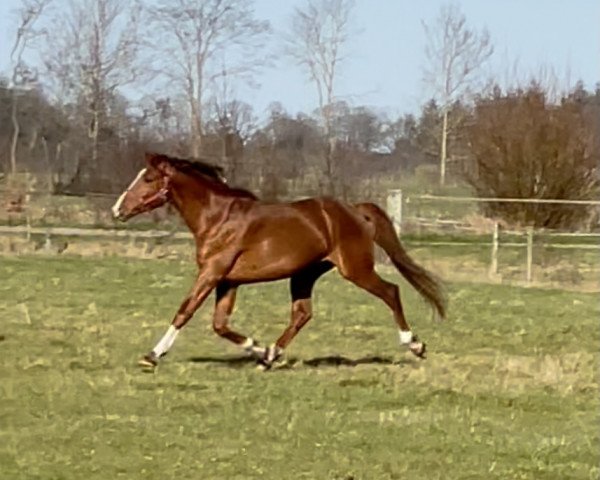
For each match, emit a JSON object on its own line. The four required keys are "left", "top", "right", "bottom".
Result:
{"left": 161, "top": 154, "right": 225, "bottom": 181}
{"left": 159, "top": 153, "right": 258, "bottom": 200}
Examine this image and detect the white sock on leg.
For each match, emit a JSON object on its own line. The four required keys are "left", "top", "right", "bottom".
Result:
{"left": 398, "top": 329, "right": 413, "bottom": 345}
{"left": 152, "top": 325, "right": 179, "bottom": 358}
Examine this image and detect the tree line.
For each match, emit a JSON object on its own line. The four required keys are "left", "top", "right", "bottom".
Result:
{"left": 1, "top": 0, "right": 598, "bottom": 229}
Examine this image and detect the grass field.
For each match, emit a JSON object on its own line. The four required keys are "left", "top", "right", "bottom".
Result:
{"left": 0, "top": 255, "right": 598, "bottom": 479}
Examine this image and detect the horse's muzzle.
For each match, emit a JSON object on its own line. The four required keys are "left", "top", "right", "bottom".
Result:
{"left": 113, "top": 209, "right": 135, "bottom": 222}
{"left": 112, "top": 203, "right": 133, "bottom": 222}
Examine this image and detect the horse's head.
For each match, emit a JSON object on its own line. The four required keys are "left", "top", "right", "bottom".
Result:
{"left": 111, "top": 153, "right": 174, "bottom": 221}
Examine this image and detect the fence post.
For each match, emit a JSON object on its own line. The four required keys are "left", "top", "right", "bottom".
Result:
{"left": 386, "top": 189, "right": 403, "bottom": 236}
{"left": 43, "top": 231, "right": 52, "bottom": 252}
{"left": 489, "top": 221, "right": 499, "bottom": 277}
{"left": 526, "top": 227, "right": 534, "bottom": 284}
{"left": 25, "top": 193, "right": 31, "bottom": 242}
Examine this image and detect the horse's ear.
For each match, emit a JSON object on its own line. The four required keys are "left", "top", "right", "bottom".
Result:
{"left": 145, "top": 152, "right": 157, "bottom": 165}
{"left": 146, "top": 153, "right": 174, "bottom": 176}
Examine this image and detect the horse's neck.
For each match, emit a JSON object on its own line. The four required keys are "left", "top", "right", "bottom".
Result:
{"left": 169, "top": 176, "right": 221, "bottom": 234}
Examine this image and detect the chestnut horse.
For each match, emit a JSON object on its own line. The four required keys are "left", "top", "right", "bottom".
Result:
{"left": 112, "top": 153, "right": 446, "bottom": 370}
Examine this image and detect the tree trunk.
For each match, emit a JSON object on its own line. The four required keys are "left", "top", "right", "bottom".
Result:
{"left": 92, "top": 110, "right": 99, "bottom": 176}
{"left": 440, "top": 108, "right": 448, "bottom": 186}
{"left": 189, "top": 92, "right": 202, "bottom": 158}
{"left": 325, "top": 136, "right": 336, "bottom": 196}
{"left": 41, "top": 136, "right": 53, "bottom": 191}
{"left": 10, "top": 95, "right": 19, "bottom": 176}
{"left": 190, "top": 108, "right": 201, "bottom": 157}
{"left": 192, "top": 55, "right": 204, "bottom": 157}
{"left": 88, "top": 107, "right": 100, "bottom": 187}
{"left": 322, "top": 96, "right": 336, "bottom": 196}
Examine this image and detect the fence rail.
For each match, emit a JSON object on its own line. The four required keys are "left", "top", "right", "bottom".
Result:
{"left": 400, "top": 193, "right": 600, "bottom": 206}
{"left": 387, "top": 190, "right": 600, "bottom": 285}
{"left": 1, "top": 189, "right": 598, "bottom": 287}
{"left": 0, "top": 225, "right": 191, "bottom": 240}
{"left": 0, "top": 188, "right": 118, "bottom": 199}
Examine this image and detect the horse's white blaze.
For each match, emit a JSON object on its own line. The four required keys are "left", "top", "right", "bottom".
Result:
{"left": 111, "top": 168, "right": 147, "bottom": 218}
{"left": 111, "top": 191, "right": 127, "bottom": 218}
{"left": 398, "top": 329, "right": 413, "bottom": 345}
{"left": 152, "top": 325, "right": 179, "bottom": 357}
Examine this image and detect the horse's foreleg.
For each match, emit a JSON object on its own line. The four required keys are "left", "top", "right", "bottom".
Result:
{"left": 212, "top": 282, "right": 265, "bottom": 358}
{"left": 139, "top": 270, "right": 219, "bottom": 369}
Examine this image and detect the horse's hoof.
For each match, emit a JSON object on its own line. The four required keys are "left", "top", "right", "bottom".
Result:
{"left": 138, "top": 353, "right": 158, "bottom": 369}
{"left": 409, "top": 341, "right": 427, "bottom": 359}
{"left": 256, "top": 360, "right": 272, "bottom": 372}
{"left": 255, "top": 344, "right": 284, "bottom": 371}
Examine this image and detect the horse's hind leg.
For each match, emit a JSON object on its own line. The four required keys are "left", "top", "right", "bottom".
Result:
{"left": 213, "top": 282, "right": 265, "bottom": 358}
{"left": 259, "top": 261, "right": 333, "bottom": 369}
{"left": 335, "top": 251, "right": 426, "bottom": 358}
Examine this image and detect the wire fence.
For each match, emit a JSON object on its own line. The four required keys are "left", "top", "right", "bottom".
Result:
{"left": 1, "top": 186, "right": 598, "bottom": 289}
{"left": 386, "top": 190, "right": 600, "bottom": 287}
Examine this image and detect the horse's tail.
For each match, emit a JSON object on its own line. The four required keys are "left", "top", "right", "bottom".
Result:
{"left": 354, "top": 202, "right": 447, "bottom": 320}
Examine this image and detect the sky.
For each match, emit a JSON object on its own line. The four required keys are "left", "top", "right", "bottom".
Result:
{"left": 0, "top": 0, "right": 599, "bottom": 119}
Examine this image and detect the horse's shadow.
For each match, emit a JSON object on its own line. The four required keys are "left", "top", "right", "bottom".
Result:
{"left": 187, "top": 354, "right": 409, "bottom": 369}
{"left": 187, "top": 355, "right": 255, "bottom": 368}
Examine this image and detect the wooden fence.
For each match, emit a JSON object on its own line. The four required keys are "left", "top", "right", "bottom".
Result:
{"left": 1, "top": 189, "right": 598, "bottom": 286}
{"left": 386, "top": 190, "right": 600, "bottom": 284}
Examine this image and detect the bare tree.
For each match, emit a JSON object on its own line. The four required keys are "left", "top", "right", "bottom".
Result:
{"left": 148, "top": 0, "right": 270, "bottom": 157}
{"left": 422, "top": 3, "right": 493, "bottom": 185}
{"left": 7, "top": 0, "right": 51, "bottom": 176}
{"left": 44, "top": 0, "right": 144, "bottom": 184}
{"left": 285, "top": 0, "right": 354, "bottom": 194}
{"left": 206, "top": 70, "right": 257, "bottom": 183}
{"left": 208, "top": 68, "right": 257, "bottom": 141}
{"left": 137, "top": 95, "right": 186, "bottom": 147}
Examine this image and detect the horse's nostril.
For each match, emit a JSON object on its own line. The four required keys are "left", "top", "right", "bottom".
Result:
{"left": 112, "top": 203, "right": 126, "bottom": 220}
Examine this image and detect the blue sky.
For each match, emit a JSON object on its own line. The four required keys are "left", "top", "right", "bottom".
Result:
{"left": 1, "top": 0, "right": 598, "bottom": 118}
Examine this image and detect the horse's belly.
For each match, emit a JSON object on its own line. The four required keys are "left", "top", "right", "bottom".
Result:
{"left": 225, "top": 231, "right": 328, "bottom": 284}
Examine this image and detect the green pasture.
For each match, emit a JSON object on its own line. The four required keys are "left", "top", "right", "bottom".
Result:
{"left": 0, "top": 256, "right": 598, "bottom": 479}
